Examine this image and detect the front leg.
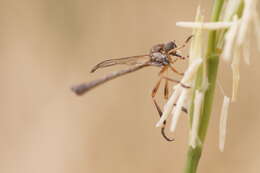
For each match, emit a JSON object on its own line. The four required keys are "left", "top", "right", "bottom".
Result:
{"left": 168, "top": 64, "right": 184, "bottom": 76}
{"left": 170, "top": 52, "right": 189, "bottom": 60}
{"left": 169, "top": 35, "right": 193, "bottom": 52}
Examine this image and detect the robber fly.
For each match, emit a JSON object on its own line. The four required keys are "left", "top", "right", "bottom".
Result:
{"left": 71, "top": 35, "right": 192, "bottom": 141}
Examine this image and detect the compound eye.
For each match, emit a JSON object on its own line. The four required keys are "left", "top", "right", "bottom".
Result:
{"left": 164, "top": 41, "right": 177, "bottom": 52}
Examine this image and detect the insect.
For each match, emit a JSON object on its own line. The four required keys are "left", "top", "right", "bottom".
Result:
{"left": 71, "top": 35, "right": 192, "bottom": 141}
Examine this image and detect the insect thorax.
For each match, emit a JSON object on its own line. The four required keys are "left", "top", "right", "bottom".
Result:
{"left": 150, "top": 52, "right": 170, "bottom": 66}
{"left": 150, "top": 44, "right": 164, "bottom": 54}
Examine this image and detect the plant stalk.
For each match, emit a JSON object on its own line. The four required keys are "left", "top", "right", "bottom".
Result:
{"left": 184, "top": 0, "right": 225, "bottom": 173}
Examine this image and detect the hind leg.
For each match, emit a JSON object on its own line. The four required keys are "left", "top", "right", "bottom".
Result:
{"left": 151, "top": 67, "right": 175, "bottom": 141}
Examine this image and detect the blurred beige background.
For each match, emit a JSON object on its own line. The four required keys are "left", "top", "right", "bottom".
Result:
{"left": 0, "top": 0, "right": 260, "bottom": 173}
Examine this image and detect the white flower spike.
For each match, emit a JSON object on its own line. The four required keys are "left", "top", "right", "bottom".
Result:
{"left": 156, "top": 85, "right": 182, "bottom": 128}
{"left": 190, "top": 91, "right": 204, "bottom": 148}
{"left": 176, "top": 22, "right": 233, "bottom": 30}
{"left": 222, "top": 15, "right": 240, "bottom": 62}
{"left": 219, "top": 96, "right": 231, "bottom": 152}
{"left": 237, "top": 0, "right": 258, "bottom": 46}
{"left": 222, "top": 0, "right": 260, "bottom": 101}
{"left": 170, "top": 88, "right": 191, "bottom": 132}
{"left": 231, "top": 47, "right": 240, "bottom": 102}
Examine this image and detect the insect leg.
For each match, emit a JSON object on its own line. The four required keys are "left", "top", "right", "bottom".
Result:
{"left": 171, "top": 35, "right": 193, "bottom": 51}
{"left": 168, "top": 64, "right": 184, "bottom": 76}
{"left": 152, "top": 98, "right": 174, "bottom": 141}
{"left": 162, "top": 76, "right": 191, "bottom": 89}
{"left": 164, "top": 79, "right": 169, "bottom": 100}
{"left": 171, "top": 53, "right": 189, "bottom": 60}
{"left": 151, "top": 67, "right": 174, "bottom": 141}
{"left": 151, "top": 66, "right": 168, "bottom": 98}
{"left": 151, "top": 78, "right": 162, "bottom": 98}
{"left": 152, "top": 74, "right": 189, "bottom": 141}
{"left": 159, "top": 65, "right": 169, "bottom": 75}
{"left": 162, "top": 76, "right": 189, "bottom": 113}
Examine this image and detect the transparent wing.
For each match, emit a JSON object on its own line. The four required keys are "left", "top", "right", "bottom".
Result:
{"left": 91, "top": 55, "right": 151, "bottom": 72}
{"left": 72, "top": 63, "right": 149, "bottom": 95}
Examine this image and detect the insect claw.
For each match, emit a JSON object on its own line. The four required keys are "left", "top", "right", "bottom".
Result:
{"left": 161, "top": 127, "right": 175, "bottom": 142}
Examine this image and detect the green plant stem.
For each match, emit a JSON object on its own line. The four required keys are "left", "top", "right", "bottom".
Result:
{"left": 184, "top": 0, "right": 225, "bottom": 173}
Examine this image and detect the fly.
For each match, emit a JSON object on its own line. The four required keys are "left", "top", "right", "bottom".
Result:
{"left": 71, "top": 36, "right": 192, "bottom": 141}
